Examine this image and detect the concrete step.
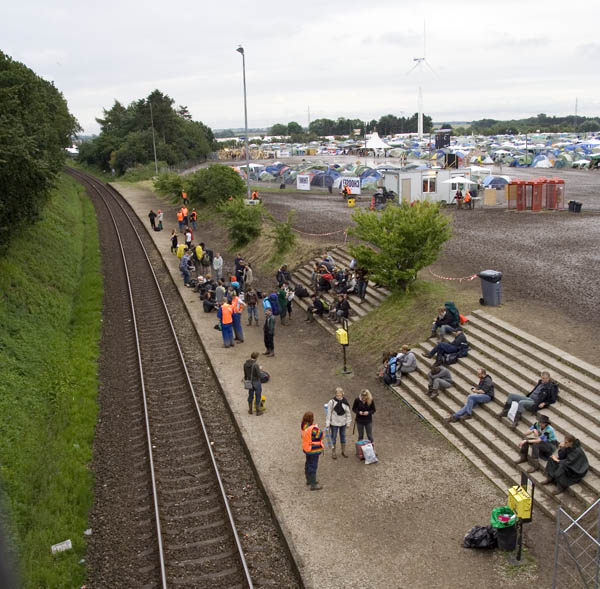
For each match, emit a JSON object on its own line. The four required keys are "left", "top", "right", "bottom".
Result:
{"left": 392, "top": 378, "right": 574, "bottom": 519}
{"left": 290, "top": 295, "right": 336, "bottom": 336}
{"left": 441, "top": 333, "right": 600, "bottom": 440}
{"left": 330, "top": 247, "right": 392, "bottom": 298}
{"left": 471, "top": 310, "right": 600, "bottom": 387}
{"left": 417, "top": 341, "right": 600, "bottom": 479}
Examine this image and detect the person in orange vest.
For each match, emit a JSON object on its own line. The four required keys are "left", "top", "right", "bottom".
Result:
{"left": 342, "top": 185, "right": 351, "bottom": 200}
{"left": 181, "top": 205, "right": 189, "bottom": 226}
{"left": 190, "top": 208, "right": 197, "bottom": 230}
{"left": 251, "top": 190, "right": 258, "bottom": 200}
{"left": 176, "top": 209, "right": 184, "bottom": 233}
{"left": 301, "top": 411, "right": 324, "bottom": 490}
{"left": 217, "top": 301, "right": 235, "bottom": 348}
{"left": 464, "top": 190, "right": 472, "bottom": 209}
{"left": 231, "top": 293, "right": 246, "bottom": 343}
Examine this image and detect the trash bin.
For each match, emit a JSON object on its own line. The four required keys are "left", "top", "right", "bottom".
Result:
{"left": 574, "top": 201, "right": 582, "bottom": 213}
{"left": 478, "top": 270, "right": 502, "bottom": 306}
{"left": 568, "top": 200, "right": 575, "bottom": 212}
{"left": 490, "top": 506, "right": 517, "bottom": 551}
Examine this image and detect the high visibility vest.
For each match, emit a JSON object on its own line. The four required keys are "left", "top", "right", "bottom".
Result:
{"left": 220, "top": 303, "right": 233, "bottom": 325}
{"left": 182, "top": 207, "right": 188, "bottom": 217}
{"left": 302, "top": 424, "right": 323, "bottom": 453}
{"left": 190, "top": 210, "right": 197, "bottom": 221}
{"left": 182, "top": 191, "right": 188, "bottom": 200}
{"left": 252, "top": 191, "right": 258, "bottom": 199}
{"left": 231, "top": 296, "right": 244, "bottom": 313}
{"left": 464, "top": 192, "right": 471, "bottom": 202}
{"left": 177, "top": 211, "right": 183, "bottom": 221}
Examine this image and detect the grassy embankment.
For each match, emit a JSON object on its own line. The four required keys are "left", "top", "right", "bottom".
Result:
{"left": 350, "top": 276, "right": 481, "bottom": 365}
{"left": 0, "top": 174, "right": 102, "bottom": 588}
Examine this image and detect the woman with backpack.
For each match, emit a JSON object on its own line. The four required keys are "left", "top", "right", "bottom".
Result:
{"left": 352, "top": 389, "right": 376, "bottom": 443}
{"left": 325, "top": 388, "right": 352, "bottom": 459}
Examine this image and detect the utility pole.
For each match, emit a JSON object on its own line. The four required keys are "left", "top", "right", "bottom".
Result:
{"left": 236, "top": 46, "right": 251, "bottom": 200}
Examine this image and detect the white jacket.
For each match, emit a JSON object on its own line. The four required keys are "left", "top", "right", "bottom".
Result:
{"left": 325, "top": 398, "right": 352, "bottom": 428}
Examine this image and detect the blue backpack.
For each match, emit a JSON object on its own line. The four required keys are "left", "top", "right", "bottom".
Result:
{"left": 268, "top": 292, "right": 280, "bottom": 315}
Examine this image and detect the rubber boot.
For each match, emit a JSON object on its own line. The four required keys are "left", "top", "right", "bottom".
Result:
{"left": 248, "top": 401, "right": 253, "bottom": 415}
{"left": 332, "top": 446, "right": 337, "bottom": 460}
{"left": 305, "top": 472, "right": 310, "bottom": 485}
{"left": 341, "top": 443, "right": 348, "bottom": 457}
{"left": 309, "top": 473, "right": 322, "bottom": 491}
{"left": 256, "top": 403, "right": 263, "bottom": 416}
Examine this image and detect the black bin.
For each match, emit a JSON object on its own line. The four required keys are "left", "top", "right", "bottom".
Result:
{"left": 568, "top": 200, "right": 575, "bottom": 212}
{"left": 496, "top": 525, "right": 517, "bottom": 551}
{"left": 478, "top": 270, "right": 502, "bottom": 306}
{"left": 574, "top": 201, "right": 582, "bottom": 213}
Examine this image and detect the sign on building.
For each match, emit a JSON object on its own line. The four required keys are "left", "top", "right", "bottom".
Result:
{"left": 341, "top": 177, "right": 361, "bottom": 195}
{"left": 297, "top": 174, "right": 311, "bottom": 191}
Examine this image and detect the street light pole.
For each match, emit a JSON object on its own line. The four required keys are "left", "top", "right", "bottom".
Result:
{"left": 237, "top": 46, "right": 251, "bottom": 200}
{"left": 149, "top": 100, "right": 158, "bottom": 174}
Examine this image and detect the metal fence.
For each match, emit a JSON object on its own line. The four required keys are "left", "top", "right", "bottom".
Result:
{"left": 553, "top": 498, "right": 600, "bottom": 588}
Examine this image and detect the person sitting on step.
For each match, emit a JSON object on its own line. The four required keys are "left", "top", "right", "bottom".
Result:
{"left": 427, "top": 365, "right": 453, "bottom": 399}
{"left": 395, "top": 345, "right": 417, "bottom": 379}
{"left": 445, "top": 368, "right": 494, "bottom": 423}
{"left": 497, "top": 371, "right": 559, "bottom": 428}
{"left": 541, "top": 433, "right": 589, "bottom": 495}
{"left": 515, "top": 414, "right": 558, "bottom": 473}
{"left": 422, "top": 328, "right": 469, "bottom": 365}
{"left": 430, "top": 302, "right": 460, "bottom": 339}
{"left": 305, "top": 294, "right": 326, "bottom": 322}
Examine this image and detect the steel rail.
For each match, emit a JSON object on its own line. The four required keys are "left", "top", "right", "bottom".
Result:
{"left": 70, "top": 168, "right": 253, "bottom": 588}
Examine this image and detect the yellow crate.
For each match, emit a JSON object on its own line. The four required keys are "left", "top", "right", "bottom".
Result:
{"left": 507, "top": 485, "right": 532, "bottom": 519}
{"left": 336, "top": 328, "right": 348, "bottom": 345}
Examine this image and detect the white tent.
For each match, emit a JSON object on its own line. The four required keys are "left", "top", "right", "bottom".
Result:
{"left": 365, "top": 132, "right": 390, "bottom": 150}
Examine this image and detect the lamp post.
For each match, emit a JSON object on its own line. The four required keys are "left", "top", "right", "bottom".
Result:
{"left": 149, "top": 100, "right": 158, "bottom": 174}
{"left": 236, "top": 46, "right": 251, "bottom": 200}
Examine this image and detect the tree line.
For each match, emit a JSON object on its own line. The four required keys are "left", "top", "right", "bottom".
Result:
{"left": 0, "top": 50, "right": 80, "bottom": 253}
{"left": 77, "top": 90, "right": 216, "bottom": 175}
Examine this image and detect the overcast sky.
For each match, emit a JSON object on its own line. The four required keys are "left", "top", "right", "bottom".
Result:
{"left": 3, "top": 0, "right": 600, "bottom": 134}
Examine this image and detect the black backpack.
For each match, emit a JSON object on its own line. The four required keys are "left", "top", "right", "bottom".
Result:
{"left": 295, "top": 284, "right": 309, "bottom": 298}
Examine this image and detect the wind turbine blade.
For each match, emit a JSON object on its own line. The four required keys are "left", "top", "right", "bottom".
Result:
{"left": 406, "top": 62, "right": 420, "bottom": 75}
{"left": 424, "top": 59, "right": 438, "bottom": 77}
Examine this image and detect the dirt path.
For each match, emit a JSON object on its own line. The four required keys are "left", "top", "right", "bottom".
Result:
{"left": 115, "top": 182, "right": 561, "bottom": 588}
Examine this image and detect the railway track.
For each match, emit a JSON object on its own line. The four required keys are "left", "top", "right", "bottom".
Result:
{"left": 68, "top": 168, "right": 254, "bottom": 588}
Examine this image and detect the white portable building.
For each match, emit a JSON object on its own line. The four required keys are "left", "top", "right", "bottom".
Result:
{"left": 381, "top": 169, "right": 474, "bottom": 204}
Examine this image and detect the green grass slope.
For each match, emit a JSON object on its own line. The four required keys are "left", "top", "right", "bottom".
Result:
{"left": 0, "top": 174, "right": 102, "bottom": 588}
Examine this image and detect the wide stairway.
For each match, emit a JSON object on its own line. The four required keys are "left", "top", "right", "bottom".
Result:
{"left": 289, "top": 246, "right": 391, "bottom": 334}
{"left": 393, "top": 309, "right": 600, "bottom": 518}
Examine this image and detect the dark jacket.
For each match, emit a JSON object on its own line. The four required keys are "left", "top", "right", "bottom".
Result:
{"left": 549, "top": 440, "right": 589, "bottom": 487}
{"left": 451, "top": 332, "right": 468, "bottom": 348}
{"left": 276, "top": 268, "right": 291, "bottom": 285}
{"left": 336, "top": 299, "right": 350, "bottom": 318}
{"left": 527, "top": 379, "right": 559, "bottom": 412}
{"left": 352, "top": 398, "right": 376, "bottom": 424}
{"left": 311, "top": 298, "right": 325, "bottom": 315}
{"left": 476, "top": 375, "right": 494, "bottom": 399}
{"left": 243, "top": 359, "right": 261, "bottom": 383}
{"left": 435, "top": 311, "right": 456, "bottom": 329}
{"left": 246, "top": 291, "right": 258, "bottom": 306}
{"left": 264, "top": 314, "right": 275, "bottom": 335}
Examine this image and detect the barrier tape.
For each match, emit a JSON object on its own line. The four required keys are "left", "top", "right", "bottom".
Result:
{"left": 291, "top": 227, "right": 347, "bottom": 237}
{"left": 428, "top": 268, "right": 478, "bottom": 282}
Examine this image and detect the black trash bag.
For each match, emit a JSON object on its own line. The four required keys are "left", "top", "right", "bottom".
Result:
{"left": 463, "top": 525, "right": 497, "bottom": 549}
{"left": 260, "top": 370, "right": 270, "bottom": 383}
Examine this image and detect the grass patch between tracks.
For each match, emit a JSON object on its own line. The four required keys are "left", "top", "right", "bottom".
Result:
{"left": 0, "top": 174, "right": 102, "bottom": 588}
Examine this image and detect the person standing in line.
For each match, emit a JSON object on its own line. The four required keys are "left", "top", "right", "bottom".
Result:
{"left": 190, "top": 208, "right": 197, "bottom": 231}
{"left": 213, "top": 252, "right": 223, "bottom": 282}
{"left": 277, "top": 284, "right": 288, "bottom": 325}
{"left": 245, "top": 287, "right": 259, "bottom": 325}
{"left": 301, "top": 411, "right": 324, "bottom": 490}
{"left": 243, "top": 262, "right": 254, "bottom": 289}
{"left": 352, "top": 389, "right": 376, "bottom": 443}
{"left": 356, "top": 268, "right": 369, "bottom": 304}
{"left": 263, "top": 308, "right": 275, "bottom": 356}
{"left": 179, "top": 250, "right": 193, "bottom": 286}
{"left": 176, "top": 209, "right": 184, "bottom": 233}
{"left": 156, "top": 209, "right": 163, "bottom": 230}
{"left": 185, "top": 228, "right": 192, "bottom": 249}
{"left": 231, "top": 292, "right": 245, "bottom": 343}
{"left": 215, "top": 280, "right": 226, "bottom": 306}
{"left": 285, "top": 282, "right": 294, "bottom": 321}
{"left": 181, "top": 204, "right": 189, "bottom": 226}
{"left": 243, "top": 352, "right": 264, "bottom": 416}
{"left": 148, "top": 210, "right": 157, "bottom": 230}
{"left": 217, "top": 301, "right": 235, "bottom": 348}
{"left": 170, "top": 229, "right": 178, "bottom": 254}
{"left": 325, "top": 387, "right": 352, "bottom": 459}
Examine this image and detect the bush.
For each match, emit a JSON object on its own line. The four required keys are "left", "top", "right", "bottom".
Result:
{"left": 218, "top": 197, "right": 264, "bottom": 248}
{"left": 270, "top": 210, "right": 297, "bottom": 256}
{"left": 120, "top": 162, "right": 167, "bottom": 182}
{"left": 153, "top": 171, "right": 184, "bottom": 198}
{"left": 185, "top": 164, "right": 245, "bottom": 205}
{"left": 348, "top": 202, "right": 451, "bottom": 290}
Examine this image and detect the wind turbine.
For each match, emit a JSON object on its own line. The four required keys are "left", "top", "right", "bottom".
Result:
{"left": 407, "top": 22, "right": 436, "bottom": 140}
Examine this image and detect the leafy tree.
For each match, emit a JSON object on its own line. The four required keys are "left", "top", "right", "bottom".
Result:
{"left": 218, "top": 197, "right": 265, "bottom": 248}
{"left": 184, "top": 164, "right": 245, "bottom": 205}
{"left": 348, "top": 202, "right": 451, "bottom": 290}
{"left": 269, "top": 123, "right": 288, "bottom": 135}
{"left": 270, "top": 210, "right": 297, "bottom": 257}
{"left": 287, "top": 121, "right": 303, "bottom": 135}
{"left": 0, "top": 50, "right": 79, "bottom": 251}
{"left": 153, "top": 172, "right": 184, "bottom": 198}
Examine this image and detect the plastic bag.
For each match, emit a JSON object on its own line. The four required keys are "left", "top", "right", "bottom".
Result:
{"left": 490, "top": 506, "right": 517, "bottom": 529}
{"left": 361, "top": 442, "right": 378, "bottom": 465}
{"left": 507, "top": 401, "right": 519, "bottom": 424}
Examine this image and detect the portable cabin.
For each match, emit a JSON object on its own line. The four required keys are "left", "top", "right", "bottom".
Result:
{"left": 381, "top": 169, "right": 474, "bottom": 204}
